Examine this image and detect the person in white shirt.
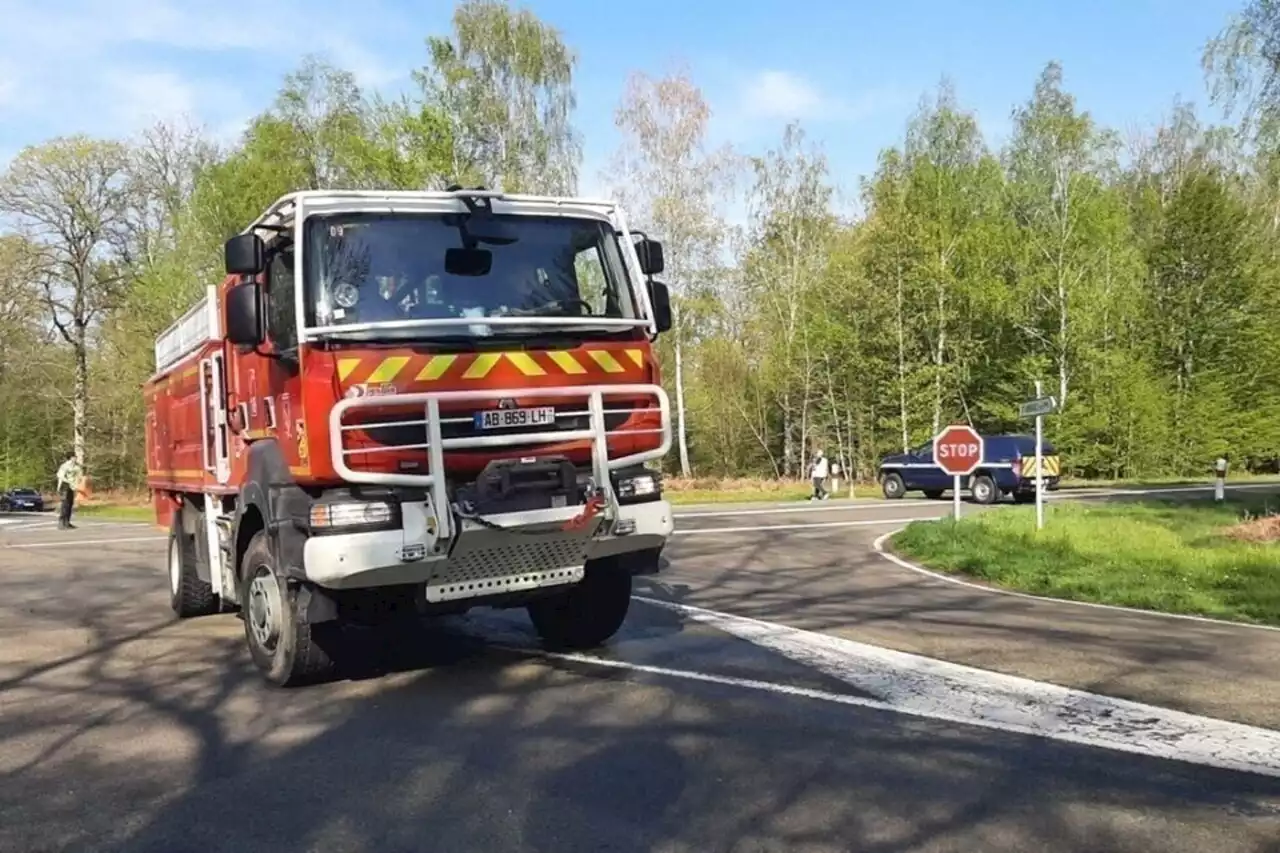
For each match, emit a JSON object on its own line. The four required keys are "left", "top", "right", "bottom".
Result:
{"left": 810, "top": 450, "right": 830, "bottom": 501}
{"left": 55, "top": 452, "right": 83, "bottom": 530}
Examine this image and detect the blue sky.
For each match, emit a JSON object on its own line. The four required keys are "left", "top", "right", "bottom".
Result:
{"left": 0, "top": 0, "right": 1246, "bottom": 209}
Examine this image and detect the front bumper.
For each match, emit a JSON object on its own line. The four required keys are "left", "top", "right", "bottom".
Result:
{"left": 302, "top": 498, "right": 673, "bottom": 593}
{"left": 1014, "top": 477, "right": 1060, "bottom": 492}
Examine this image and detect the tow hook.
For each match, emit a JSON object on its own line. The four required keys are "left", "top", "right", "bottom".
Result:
{"left": 562, "top": 491, "right": 606, "bottom": 531}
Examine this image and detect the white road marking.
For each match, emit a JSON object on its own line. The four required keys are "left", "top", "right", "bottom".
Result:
{"left": 631, "top": 595, "right": 1280, "bottom": 778}
{"left": 871, "top": 529, "right": 1280, "bottom": 634}
{"left": 674, "top": 517, "right": 933, "bottom": 536}
{"left": 677, "top": 500, "right": 938, "bottom": 518}
{"left": 1, "top": 519, "right": 152, "bottom": 532}
{"left": 13, "top": 535, "right": 167, "bottom": 549}
{"left": 514, "top": 646, "right": 934, "bottom": 710}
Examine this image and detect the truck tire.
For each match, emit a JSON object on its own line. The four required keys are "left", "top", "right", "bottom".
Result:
{"left": 240, "top": 530, "right": 334, "bottom": 686}
{"left": 169, "top": 515, "right": 218, "bottom": 618}
{"left": 882, "top": 473, "right": 906, "bottom": 500}
{"left": 527, "top": 561, "right": 632, "bottom": 650}
{"left": 970, "top": 474, "right": 998, "bottom": 505}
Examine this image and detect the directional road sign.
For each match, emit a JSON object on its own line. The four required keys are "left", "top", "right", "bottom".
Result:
{"left": 1018, "top": 396, "right": 1059, "bottom": 419}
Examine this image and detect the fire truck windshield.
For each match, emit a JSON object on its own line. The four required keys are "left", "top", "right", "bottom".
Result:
{"left": 303, "top": 211, "right": 643, "bottom": 337}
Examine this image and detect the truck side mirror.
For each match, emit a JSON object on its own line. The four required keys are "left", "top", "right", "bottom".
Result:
{"left": 225, "top": 233, "right": 265, "bottom": 276}
{"left": 635, "top": 238, "right": 665, "bottom": 276}
{"left": 225, "top": 282, "right": 264, "bottom": 346}
{"left": 648, "top": 280, "right": 672, "bottom": 334}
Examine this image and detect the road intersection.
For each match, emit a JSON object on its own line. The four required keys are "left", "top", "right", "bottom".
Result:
{"left": 1, "top": 485, "right": 1278, "bottom": 852}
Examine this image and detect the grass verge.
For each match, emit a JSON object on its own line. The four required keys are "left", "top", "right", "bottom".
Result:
{"left": 664, "top": 477, "right": 881, "bottom": 505}
{"left": 76, "top": 503, "right": 155, "bottom": 522}
{"left": 890, "top": 497, "right": 1280, "bottom": 627}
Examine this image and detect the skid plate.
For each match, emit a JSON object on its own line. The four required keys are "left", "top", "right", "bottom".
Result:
{"left": 423, "top": 518, "right": 602, "bottom": 603}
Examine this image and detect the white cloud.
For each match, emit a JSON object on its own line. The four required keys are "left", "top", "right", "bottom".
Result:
{"left": 0, "top": 0, "right": 430, "bottom": 166}
{"left": 100, "top": 70, "right": 251, "bottom": 140}
{"left": 739, "top": 70, "right": 827, "bottom": 120}
{"left": 732, "top": 69, "right": 912, "bottom": 127}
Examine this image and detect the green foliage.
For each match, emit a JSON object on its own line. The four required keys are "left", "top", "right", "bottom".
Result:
{"left": 417, "top": 0, "right": 580, "bottom": 192}
{"left": 1, "top": 6, "right": 1279, "bottom": 491}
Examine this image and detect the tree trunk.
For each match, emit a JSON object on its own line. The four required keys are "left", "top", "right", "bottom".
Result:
{"left": 896, "top": 260, "right": 910, "bottom": 453}
{"left": 673, "top": 330, "right": 692, "bottom": 477}
{"left": 73, "top": 332, "right": 88, "bottom": 470}
{"left": 1057, "top": 274, "right": 1069, "bottom": 409}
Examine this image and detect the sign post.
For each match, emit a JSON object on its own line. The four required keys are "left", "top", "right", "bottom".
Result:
{"left": 1017, "top": 385, "right": 1060, "bottom": 531}
{"left": 933, "top": 424, "right": 984, "bottom": 522}
{"left": 1214, "top": 457, "right": 1227, "bottom": 502}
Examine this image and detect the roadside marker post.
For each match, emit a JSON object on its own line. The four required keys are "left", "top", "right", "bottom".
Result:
{"left": 1215, "top": 457, "right": 1227, "bottom": 502}
{"left": 933, "top": 424, "right": 984, "bottom": 522}
{"left": 1017, "top": 384, "right": 1060, "bottom": 531}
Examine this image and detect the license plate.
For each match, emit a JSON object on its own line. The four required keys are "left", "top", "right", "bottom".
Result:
{"left": 473, "top": 406, "right": 556, "bottom": 430}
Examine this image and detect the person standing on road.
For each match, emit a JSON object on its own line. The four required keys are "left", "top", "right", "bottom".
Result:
{"left": 809, "top": 450, "right": 830, "bottom": 501}
{"left": 55, "top": 452, "right": 83, "bottom": 530}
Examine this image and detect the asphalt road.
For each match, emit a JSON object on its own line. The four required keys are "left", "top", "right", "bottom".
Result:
{"left": 1, "top": 487, "right": 1279, "bottom": 853}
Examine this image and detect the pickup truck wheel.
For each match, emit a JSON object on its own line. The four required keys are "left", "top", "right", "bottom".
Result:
{"left": 240, "top": 531, "right": 335, "bottom": 687}
{"left": 169, "top": 516, "right": 218, "bottom": 618}
{"left": 882, "top": 473, "right": 906, "bottom": 500}
{"left": 527, "top": 561, "right": 632, "bottom": 650}
{"left": 971, "top": 474, "right": 998, "bottom": 505}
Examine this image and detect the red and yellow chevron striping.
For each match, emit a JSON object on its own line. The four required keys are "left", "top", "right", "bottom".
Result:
{"left": 333, "top": 347, "right": 649, "bottom": 389}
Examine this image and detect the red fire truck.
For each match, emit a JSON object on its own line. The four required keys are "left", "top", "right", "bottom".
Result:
{"left": 145, "top": 188, "right": 674, "bottom": 686}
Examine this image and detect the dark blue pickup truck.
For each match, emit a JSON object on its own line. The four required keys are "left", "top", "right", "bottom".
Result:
{"left": 878, "top": 434, "right": 1061, "bottom": 504}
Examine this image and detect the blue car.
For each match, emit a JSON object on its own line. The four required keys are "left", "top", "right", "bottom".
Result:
{"left": 879, "top": 434, "right": 1061, "bottom": 504}
{"left": 0, "top": 487, "right": 45, "bottom": 512}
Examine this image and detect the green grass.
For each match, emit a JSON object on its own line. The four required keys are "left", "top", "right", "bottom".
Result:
{"left": 667, "top": 482, "right": 882, "bottom": 505}
{"left": 1057, "top": 472, "right": 1280, "bottom": 490}
{"left": 75, "top": 503, "right": 155, "bottom": 522}
{"left": 891, "top": 497, "right": 1280, "bottom": 626}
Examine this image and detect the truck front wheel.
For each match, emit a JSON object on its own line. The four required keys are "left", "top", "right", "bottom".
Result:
{"left": 527, "top": 560, "right": 632, "bottom": 650}
{"left": 882, "top": 473, "right": 906, "bottom": 500}
{"left": 240, "top": 531, "right": 335, "bottom": 686}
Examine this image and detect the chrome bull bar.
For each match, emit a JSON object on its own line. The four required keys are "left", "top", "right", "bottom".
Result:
{"left": 329, "top": 384, "right": 672, "bottom": 541}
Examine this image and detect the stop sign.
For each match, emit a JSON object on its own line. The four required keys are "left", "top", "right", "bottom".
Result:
{"left": 933, "top": 424, "right": 984, "bottom": 477}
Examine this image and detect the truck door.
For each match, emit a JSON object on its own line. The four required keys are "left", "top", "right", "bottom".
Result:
{"left": 199, "top": 350, "right": 231, "bottom": 484}
{"left": 226, "top": 246, "right": 301, "bottom": 457}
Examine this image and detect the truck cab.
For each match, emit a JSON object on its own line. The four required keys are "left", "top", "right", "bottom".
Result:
{"left": 879, "top": 433, "right": 1061, "bottom": 504}
{"left": 146, "top": 187, "right": 677, "bottom": 686}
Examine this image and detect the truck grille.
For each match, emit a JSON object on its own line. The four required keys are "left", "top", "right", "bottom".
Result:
{"left": 330, "top": 385, "right": 671, "bottom": 488}
{"left": 351, "top": 407, "right": 633, "bottom": 448}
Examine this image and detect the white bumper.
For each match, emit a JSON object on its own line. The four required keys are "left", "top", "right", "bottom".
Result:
{"left": 303, "top": 499, "right": 673, "bottom": 591}
{"left": 586, "top": 500, "right": 673, "bottom": 560}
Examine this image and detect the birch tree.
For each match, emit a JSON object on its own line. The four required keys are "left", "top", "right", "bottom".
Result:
{"left": 742, "top": 122, "right": 835, "bottom": 475}
{"left": 416, "top": 0, "right": 580, "bottom": 193}
{"left": 1006, "top": 61, "right": 1115, "bottom": 414}
{"left": 0, "top": 137, "right": 136, "bottom": 471}
{"left": 607, "top": 68, "right": 735, "bottom": 476}
{"left": 903, "top": 84, "right": 996, "bottom": 433}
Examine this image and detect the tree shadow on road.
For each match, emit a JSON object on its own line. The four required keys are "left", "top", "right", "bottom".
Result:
{"left": 3, "top": 536, "right": 1280, "bottom": 852}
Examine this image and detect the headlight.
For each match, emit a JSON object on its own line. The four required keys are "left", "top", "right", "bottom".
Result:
{"left": 309, "top": 500, "right": 400, "bottom": 533}
{"left": 615, "top": 470, "right": 661, "bottom": 503}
